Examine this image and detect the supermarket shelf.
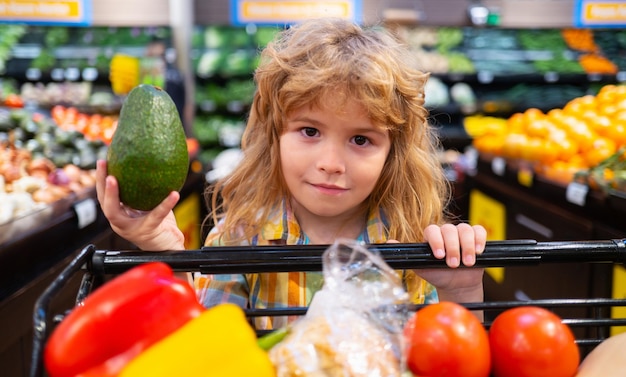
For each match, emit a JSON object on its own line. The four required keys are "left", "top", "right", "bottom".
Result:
{"left": 472, "top": 156, "right": 626, "bottom": 229}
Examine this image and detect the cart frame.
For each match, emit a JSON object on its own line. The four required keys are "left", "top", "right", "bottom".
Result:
{"left": 30, "top": 238, "right": 626, "bottom": 377}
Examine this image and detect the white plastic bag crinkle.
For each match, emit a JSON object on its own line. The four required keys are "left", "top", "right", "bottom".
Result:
{"left": 269, "top": 239, "right": 412, "bottom": 377}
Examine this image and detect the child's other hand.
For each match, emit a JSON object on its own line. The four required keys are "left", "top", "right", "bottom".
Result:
{"left": 95, "top": 160, "right": 185, "bottom": 251}
{"left": 418, "top": 223, "right": 487, "bottom": 304}
{"left": 424, "top": 223, "right": 486, "bottom": 268}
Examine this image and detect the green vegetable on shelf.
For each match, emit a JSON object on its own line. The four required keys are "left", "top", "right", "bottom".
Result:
{"left": 436, "top": 27, "right": 464, "bottom": 52}
{"left": 30, "top": 49, "right": 57, "bottom": 71}
{"left": 255, "top": 27, "right": 280, "bottom": 48}
{"left": 444, "top": 51, "right": 476, "bottom": 74}
{"left": 44, "top": 27, "right": 69, "bottom": 48}
{"left": 204, "top": 26, "right": 230, "bottom": 49}
{"left": 196, "top": 50, "right": 223, "bottom": 78}
{"left": 220, "top": 50, "right": 254, "bottom": 77}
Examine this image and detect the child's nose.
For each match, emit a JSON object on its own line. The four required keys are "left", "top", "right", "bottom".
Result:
{"left": 316, "top": 143, "right": 346, "bottom": 174}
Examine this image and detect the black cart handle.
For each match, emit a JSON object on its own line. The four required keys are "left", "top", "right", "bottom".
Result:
{"left": 89, "top": 238, "right": 626, "bottom": 275}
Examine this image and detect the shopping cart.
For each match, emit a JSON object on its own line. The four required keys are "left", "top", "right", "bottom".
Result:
{"left": 30, "top": 238, "right": 626, "bottom": 377}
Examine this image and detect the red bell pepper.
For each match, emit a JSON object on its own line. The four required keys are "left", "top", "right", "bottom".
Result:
{"left": 44, "top": 262, "right": 204, "bottom": 377}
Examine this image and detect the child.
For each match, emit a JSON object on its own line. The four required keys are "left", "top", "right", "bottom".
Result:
{"left": 96, "top": 18, "right": 486, "bottom": 329}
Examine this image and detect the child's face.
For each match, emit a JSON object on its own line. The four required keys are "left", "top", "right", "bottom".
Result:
{"left": 280, "top": 98, "right": 391, "bottom": 225}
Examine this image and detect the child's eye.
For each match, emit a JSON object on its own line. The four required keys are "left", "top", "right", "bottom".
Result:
{"left": 352, "top": 135, "right": 370, "bottom": 146}
{"left": 301, "top": 127, "right": 319, "bottom": 137}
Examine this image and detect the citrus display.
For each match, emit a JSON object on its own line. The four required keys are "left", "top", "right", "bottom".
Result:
{"left": 469, "top": 84, "right": 626, "bottom": 186}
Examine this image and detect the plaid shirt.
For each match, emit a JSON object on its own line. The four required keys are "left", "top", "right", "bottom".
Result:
{"left": 194, "top": 201, "right": 437, "bottom": 329}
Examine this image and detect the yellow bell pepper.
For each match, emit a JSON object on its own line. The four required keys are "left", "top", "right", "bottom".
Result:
{"left": 118, "top": 303, "right": 275, "bottom": 377}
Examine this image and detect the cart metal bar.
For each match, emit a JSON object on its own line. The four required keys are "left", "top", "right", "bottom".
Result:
{"left": 89, "top": 238, "right": 626, "bottom": 275}
{"left": 243, "top": 298, "right": 626, "bottom": 318}
{"left": 30, "top": 244, "right": 96, "bottom": 377}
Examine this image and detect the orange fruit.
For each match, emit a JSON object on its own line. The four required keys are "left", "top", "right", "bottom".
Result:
{"left": 563, "top": 95, "right": 596, "bottom": 117}
{"left": 586, "top": 114, "right": 613, "bottom": 136}
{"left": 578, "top": 108, "right": 599, "bottom": 122}
{"left": 612, "top": 110, "right": 626, "bottom": 123}
{"left": 502, "top": 133, "right": 528, "bottom": 160}
{"left": 614, "top": 97, "right": 626, "bottom": 112}
{"left": 605, "top": 121, "right": 626, "bottom": 148}
{"left": 542, "top": 160, "right": 578, "bottom": 185}
{"left": 473, "top": 135, "right": 504, "bottom": 155}
{"left": 546, "top": 108, "right": 567, "bottom": 126}
{"left": 584, "top": 137, "right": 617, "bottom": 167}
{"left": 555, "top": 137, "right": 579, "bottom": 162}
{"left": 566, "top": 121, "right": 597, "bottom": 151}
{"left": 596, "top": 85, "right": 618, "bottom": 103}
{"left": 520, "top": 136, "right": 544, "bottom": 162}
{"left": 522, "top": 108, "right": 545, "bottom": 124}
{"left": 525, "top": 119, "right": 552, "bottom": 138}
{"left": 598, "top": 102, "right": 619, "bottom": 117}
{"left": 507, "top": 112, "right": 526, "bottom": 133}
{"left": 539, "top": 139, "right": 561, "bottom": 165}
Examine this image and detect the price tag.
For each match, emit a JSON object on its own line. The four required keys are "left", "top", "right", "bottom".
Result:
{"left": 200, "top": 100, "right": 216, "bottom": 112}
{"left": 74, "top": 198, "right": 97, "bottom": 229}
{"left": 565, "top": 182, "right": 588, "bottom": 207}
{"left": 617, "top": 71, "right": 626, "bottom": 82}
{"left": 477, "top": 71, "right": 494, "bottom": 84}
{"left": 587, "top": 73, "right": 602, "bottom": 82}
{"left": 226, "top": 101, "right": 244, "bottom": 113}
{"left": 82, "top": 67, "right": 98, "bottom": 81}
{"left": 517, "top": 167, "right": 533, "bottom": 187}
{"left": 65, "top": 67, "right": 80, "bottom": 81}
{"left": 543, "top": 71, "right": 559, "bottom": 83}
{"left": 51, "top": 68, "right": 64, "bottom": 81}
{"left": 25, "top": 68, "right": 41, "bottom": 81}
{"left": 491, "top": 157, "right": 506, "bottom": 176}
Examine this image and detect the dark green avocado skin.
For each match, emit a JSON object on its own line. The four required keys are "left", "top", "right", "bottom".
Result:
{"left": 107, "top": 84, "right": 189, "bottom": 211}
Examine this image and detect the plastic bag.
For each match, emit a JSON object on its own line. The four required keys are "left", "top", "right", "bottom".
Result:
{"left": 268, "top": 239, "right": 412, "bottom": 377}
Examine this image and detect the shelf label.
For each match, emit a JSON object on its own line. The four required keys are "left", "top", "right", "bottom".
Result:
{"left": 64, "top": 67, "right": 80, "bottom": 81}
{"left": 517, "top": 167, "right": 533, "bottom": 187}
{"left": 230, "top": 0, "right": 361, "bottom": 25}
{"left": 226, "top": 100, "right": 244, "bottom": 113}
{"left": 173, "top": 193, "right": 201, "bottom": 249}
{"left": 587, "top": 73, "right": 602, "bottom": 82}
{"left": 565, "top": 182, "right": 589, "bottom": 207}
{"left": 477, "top": 70, "right": 494, "bottom": 84}
{"left": 617, "top": 71, "right": 626, "bottom": 82}
{"left": 491, "top": 157, "right": 506, "bottom": 176}
{"left": 575, "top": 0, "right": 626, "bottom": 27}
{"left": 543, "top": 71, "right": 559, "bottom": 83}
{"left": 199, "top": 100, "right": 217, "bottom": 113}
{"left": 50, "top": 68, "right": 64, "bottom": 81}
{"left": 82, "top": 67, "right": 98, "bottom": 81}
{"left": 74, "top": 198, "right": 97, "bottom": 229}
{"left": 611, "top": 264, "right": 626, "bottom": 335}
{"left": 25, "top": 67, "right": 41, "bottom": 81}
{"left": 469, "top": 189, "right": 507, "bottom": 284}
{"left": 0, "top": 0, "right": 93, "bottom": 26}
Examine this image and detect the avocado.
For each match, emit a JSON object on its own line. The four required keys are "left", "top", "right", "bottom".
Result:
{"left": 107, "top": 84, "right": 189, "bottom": 211}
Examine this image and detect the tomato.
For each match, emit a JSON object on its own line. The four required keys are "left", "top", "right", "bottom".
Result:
{"left": 404, "top": 301, "right": 491, "bottom": 377}
{"left": 489, "top": 306, "right": 579, "bottom": 377}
